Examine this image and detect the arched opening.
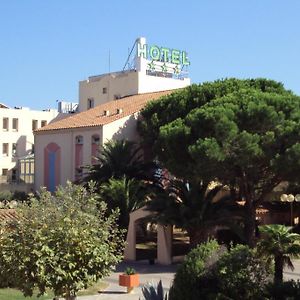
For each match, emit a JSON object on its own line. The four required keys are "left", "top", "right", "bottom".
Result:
{"left": 91, "top": 134, "right": 100, "bottom": 164}
{"left": 124, "top": 207, "right": 173, "bottom": 265}
{"left": 75, "top": 135, "right": 83, "bottom": 180}
{"left": 44, "top": 143, "right": 61, "bottom": 192}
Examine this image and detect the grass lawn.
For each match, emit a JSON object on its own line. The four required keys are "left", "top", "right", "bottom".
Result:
{"left": 0, "top": 281, "right": 108, "bottom": 300}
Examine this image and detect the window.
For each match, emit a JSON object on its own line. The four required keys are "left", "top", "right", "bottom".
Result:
{"left": 12, "top": 118, "right": 18, "bottom": 131}
{"left": 32, "top": 120, "right": 38, "bottom": 131}
{"left": 75, "top": 136, "right": 84, "bottom": 180}
{"left": 75, "top": 136, "right": 83, "bottom": 144}
{"left": 102, "top": 87, "right": 107, "bottom": 94}
{"left": 2, "top": 118, "right": 8, "bottom": 131}
{"left": 41, "top": 120, "right": 47, "bottom": 127}
{"left": 2, "top": 143, "right": 8, "bottom": 156}
{"left": 12, "top": 143, "right": 17, "bottom": 157}
{"left": 87, "top": 98, "right": 94, "bottom": 110}
{"left": 92, "top": 135, "right": 100, "bottom": 144}
{"left": 2, "top": 169, "right": 8, "bottom": 176}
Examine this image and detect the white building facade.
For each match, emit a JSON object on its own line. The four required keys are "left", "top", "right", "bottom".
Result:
{"left": 0, "top": 105, "right": 61, "bottom": 190}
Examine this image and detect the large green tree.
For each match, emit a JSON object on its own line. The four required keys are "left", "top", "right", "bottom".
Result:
{"left": 0, "top": 182, "right": 124, "bottom": 300}
{"left": 138, "top": 78, "right": 300, "bottom": 246}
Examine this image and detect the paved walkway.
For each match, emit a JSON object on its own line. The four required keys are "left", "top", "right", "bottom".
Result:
{"left": 76, "top": 260, "right": 178, "bottom": 300}
{"left": 69, "top": 258, "right": 300, "bottom": 300}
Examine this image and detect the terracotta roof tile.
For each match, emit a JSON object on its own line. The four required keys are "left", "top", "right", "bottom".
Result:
{"left": 35, "top": 90, "right": 175, "bottom": 133}
{"left": 0, "top": 209, "right": 18, "bottom": 222}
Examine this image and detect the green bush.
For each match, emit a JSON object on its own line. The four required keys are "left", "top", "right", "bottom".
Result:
{"left": 0, "top": 182, "right": 124, "bottom": 299}
{"left": 12, "top": 191, "right": 28, "bottom": 201}
{"left": 0, "top": 191, "right": 12, "bottom": 202}
{"left": 212, "top": 244, "right": 272, "bottom": 299}
{"left": 168, "top": 239, "right": 221, "bottom": 300}
{"left": 169, "top": 242, "right": 273, "bottom": 300}
{"left": 265, "top": 280, "right": 300, "bottom": 300}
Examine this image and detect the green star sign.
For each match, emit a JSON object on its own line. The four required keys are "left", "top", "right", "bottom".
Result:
{"left": 173, "top": 65, "right": 180, "bottom": 75}
{"left": 148, "top": 61, "right": 155, "bottom": 71}
{"left": 161, "top": 63, "right": 168, "bottom": 73}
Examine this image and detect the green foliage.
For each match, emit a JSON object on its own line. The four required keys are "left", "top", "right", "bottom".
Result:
{"left": 147, "top": 179, "right": 242, "bottom": 246}
{"left": 168, "top": 240, "right": 221, "bottom": 300}
{"left": 124, "top": 267, "right": 136, "bottom": 275}
{"left": 212, "top": 244, "right": 272, "bottom": 299}
{"left": 140, "top": 280, "right": 168, "bottom": 300}
{"left": 12, "top": 191, "right": 28, "bottom": 201}
{"left": 169, "top": 241, "right": 272, "bottom": 300}
{"left": 258, "top": 224, "right": 300, "bottom": 284}
{"left": 265, "top": 280, "right": 300, "bottom": 300}
{"left": 83, "top": 139, "right": 157, "bottom": 185}
{"left": 0, "top": 190, "right": 13, "bottom": 201}
{"left": 138, "top": 78, "right": 300, "bottom": 245}
{"left": 99, "top": 176, "right": 150, "bottom": 229}
{"left": 0, "top": 182, "right": 124, "bottom": 299}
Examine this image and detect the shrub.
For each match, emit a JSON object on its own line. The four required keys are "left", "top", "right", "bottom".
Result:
{"left": 212, "top": 244, "right": 272, "bottom": 299}
{"left": 169, "top": 242, "right": 273, "bottom": 300}
{"left": 0, "top": 182, "right": 125, "bottom": 300}
{"left": 12, "top": 191, "right": 28, "bottom": 201}
{"left": 265, "top": 280, "right": 300, "bottom": 300}
{"left": 124, "top": 267, "right": 136, "bottom": 275}
{"left": 168, "top": 239, "right": 221, "bottom": 300}
{"left": 140, "top": 280, "right": 168, "bottom": 300}
{"left": 0, "top": 190, "right": 12, "bottom": 201}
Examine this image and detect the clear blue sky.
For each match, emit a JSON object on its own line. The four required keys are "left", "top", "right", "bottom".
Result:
{"left": 1, "top": 1, "right": 300, "bottom": 110}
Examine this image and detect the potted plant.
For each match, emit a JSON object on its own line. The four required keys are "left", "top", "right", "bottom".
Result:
{"left": 119, "top": 267, "right": 140, "bottom": 293}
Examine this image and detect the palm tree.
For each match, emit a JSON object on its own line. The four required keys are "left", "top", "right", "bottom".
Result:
{"left": 83, "top": 139, "right": 158, "bottom": 185}
{"left": 99, "top": 176, "right": 151, "bottom": 229}
{"left": 258, "top": 224, "right": 300, "bottom": 284}
{"left": 147, "top": 179, "right": 242, "bottom": 247}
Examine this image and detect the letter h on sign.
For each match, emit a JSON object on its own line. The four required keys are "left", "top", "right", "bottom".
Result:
{"left": 137, "top": 43, "right": 147, "bottom": 59}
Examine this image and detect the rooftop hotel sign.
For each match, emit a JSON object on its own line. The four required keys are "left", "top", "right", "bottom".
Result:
{"left": 137, "top": 41, "right": 190, "bottom": 76}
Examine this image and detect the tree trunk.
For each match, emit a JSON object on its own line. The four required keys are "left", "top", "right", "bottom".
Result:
{"left": 244, "top": 198, "right": 257, "bottom": 248}
{"left": 188, "top": 228, "right": 209, "bottom": 248}
{"left": 274, "top": 255, "right": 284, "bottom": 285}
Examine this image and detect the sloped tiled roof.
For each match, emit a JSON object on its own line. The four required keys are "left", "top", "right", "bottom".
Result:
{"left": 0, "top": 209, "right": 18, "bottom": 222}
{"left": 0, "top": 103, "right": 9, "bottom": 108}
{"left": 35, "top": 90, "right": 175, "bottom": 133}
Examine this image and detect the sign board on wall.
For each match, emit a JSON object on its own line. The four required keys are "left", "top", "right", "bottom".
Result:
{"left": 136, "top": 41, "right": 190, "bottom": 77}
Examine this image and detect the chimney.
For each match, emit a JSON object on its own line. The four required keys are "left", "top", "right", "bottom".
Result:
{"left": 117, "top": 108, "right": 123, "bottom": 114}
{"left": 104, "top": 110, "right": 110, "bottom": 116}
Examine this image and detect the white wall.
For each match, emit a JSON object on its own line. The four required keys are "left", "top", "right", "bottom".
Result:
{"left": 79, "top": 71, "right": 139, "bottom": 112}
{"left": 0, "top": 107, "right": 60, "bottom": 181}
{"left": 79, "top": 68, "right": 190, "bottom": 113}
{"left": 137, "top": 72, "right": 190, "bottom": 94}
{"left": 102, "top": 113, "right": 140, "bottom": 143}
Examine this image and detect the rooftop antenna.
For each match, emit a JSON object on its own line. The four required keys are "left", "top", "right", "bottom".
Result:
{"left": 122, "top": 39, "right": 137, "bottom": 71}
{"left": 108, "top": 49, "right": 111, "bottom": 73}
